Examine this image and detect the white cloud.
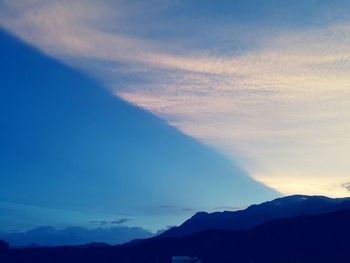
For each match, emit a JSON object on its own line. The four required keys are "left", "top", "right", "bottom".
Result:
{"left": 1, "top": 0, "right": 350, "bottom": 196}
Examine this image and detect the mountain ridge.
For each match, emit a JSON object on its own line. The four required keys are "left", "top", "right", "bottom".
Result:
{"left": 2, "top": 205, "right": 350, "bottom": 262}
{"left": 159, "top": 194, "right": 350, "bottom": 238}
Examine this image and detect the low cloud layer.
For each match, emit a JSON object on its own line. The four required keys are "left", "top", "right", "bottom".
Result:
{"left": 0, "top": 225, "right": 154, "bottom": 247}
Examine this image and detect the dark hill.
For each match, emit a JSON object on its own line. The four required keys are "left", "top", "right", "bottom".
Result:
{"left": 160, "top": 194, "right": 350, "bottom": 237}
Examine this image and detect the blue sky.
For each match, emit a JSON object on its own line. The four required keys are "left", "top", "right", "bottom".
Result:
{"left": 0, "top": 29, "right": 277, "bottom": 234}
{"left": 1, "top": 0, "right": 350, "bottom": 234}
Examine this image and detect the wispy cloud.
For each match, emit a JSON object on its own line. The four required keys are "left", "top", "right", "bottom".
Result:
{"left": 89, "top": 219, "right": 131, "bottom": 226}
{"left": 2, "top": 0, "right": 350, "bottom": 196}
{"left": 342, "top": 182, "right": 350, "bottom": 192}
{"left": 111, "top": 218, "right": 131, "bottom": 225}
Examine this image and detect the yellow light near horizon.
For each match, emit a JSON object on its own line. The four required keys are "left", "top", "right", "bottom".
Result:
{"left": 255, "top": 174, "right": 350, "bottom": 198}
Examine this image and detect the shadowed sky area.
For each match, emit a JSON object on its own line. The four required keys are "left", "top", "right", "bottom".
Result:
{"left": 0, "top": 30, "right": 278, "bottom": 233}
{"left": 1, "top": 0, "right": 350, "bottom": 197}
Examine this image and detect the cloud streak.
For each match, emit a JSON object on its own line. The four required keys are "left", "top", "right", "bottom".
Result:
{"left": 89, "top": 219, "right": 131, "bottom": 226}
{"left": 2, "top": 0, "right": 350, "bottom": 196}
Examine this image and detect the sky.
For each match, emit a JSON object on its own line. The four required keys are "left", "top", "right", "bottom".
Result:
{"left": 0, "top": 25, "right": 276, "bottom": 237}
{"left": 1, "top": 0, "right": 350, "bottom": 239}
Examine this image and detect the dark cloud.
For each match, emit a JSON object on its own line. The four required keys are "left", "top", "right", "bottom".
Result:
{"left": 342, "top": 182, "right": 350, "bottom": 192}
{"left": 90, "top": 218, "right": 131, "bottom": 226}
{"left": 111, "top": 218, "right": 131, "bottom": 225}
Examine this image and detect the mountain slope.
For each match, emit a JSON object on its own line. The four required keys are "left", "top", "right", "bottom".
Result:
{"left": 160, "top": 195, "right": 350, "bottom": 237}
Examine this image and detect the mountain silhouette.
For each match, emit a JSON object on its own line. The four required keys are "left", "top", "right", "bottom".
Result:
{"left": 0, "top": 240, "right": 9, "bottom": 251}
{"left": 160, "top": 195, "right": 350, "bottom": 237}
{"left": 1, "top": 226, "right": 154, "bottom": 247}
{"left": 1, "top": 206, "right": 350, "bottom": 262}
